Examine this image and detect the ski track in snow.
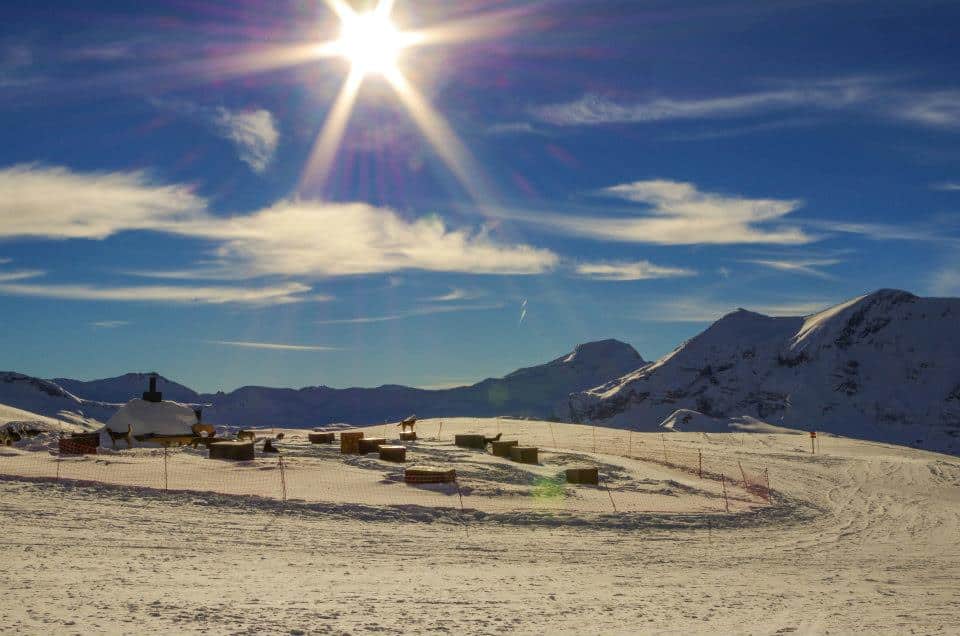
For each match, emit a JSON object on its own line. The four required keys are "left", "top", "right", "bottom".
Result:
{"left": 1, "top": 420, "right": 958, "bottom": 634}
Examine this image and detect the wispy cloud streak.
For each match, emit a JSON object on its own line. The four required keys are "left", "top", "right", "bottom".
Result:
{"left": 207, "top": 340, "right": 339, "bottom": 351}
{"left": 574, "top": 260, "right": 696, "bottom": 281}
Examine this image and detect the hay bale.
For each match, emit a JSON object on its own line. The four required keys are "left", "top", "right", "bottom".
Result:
{"left": 454, "top": 433, "right": 487, "bottom": 449}
{"left": 509, "top": 446, "right": 538, "bottom": 464}
{"left": 58, "top": 437, "right": 97, "bottom": 455}
{"left": 308, "top": 432, "right": 335, "bottom": 444}
{"left": 358, "top": 437, "right": 387, "bottom": 454}
{"left": 565, "top": 467, "right": 599, "bottom": 485}
{"left": 399, "top": 431, "right": 417, "bottom": 441}
{"left": 404, "top": 465, "right": 456, "bottom": 483}
{"left": 209, "top": 440, "right": 255, "bottom": 461}
{"left": 379, "top": 445, "right": 407, "bottom": 462}
{"left": 490, "top": 440, "right": 519, "bottom": 457}
{"left": 340, "top": 431, "right": 364, "bottom": 454}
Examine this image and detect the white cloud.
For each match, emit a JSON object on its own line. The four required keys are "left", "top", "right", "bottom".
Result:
{"left": 532, "top": 78, "right": 872, "bottom": 126}
{"left": 195, "top": 200, "right": 558, "bottom": 277}
{"left": 0, "top": 269, "right": 44, "bottom": 282}
{"left": 805, "top": 219, "right": 960, "bottom": 244}
{"left": 424, "top": 288, "right": 481, "bottom": 302}
{"left": 317, "top": 303, "right": 504, "bottom": 325}
{"left": 932, "top": 182, "right": 960, "bottom": 192}
{"left": 497, "top": 179, "right": 811, "bottom": 245}
{"left": 893, "top": 91, "right": 960, "bottom": 129}
{"left": 740, "top": 257, "right": 841, "bottom": 279}
{"left": 0, "top": 164, "right": 206, "bottom": 240}
{"left": 150, "top": 99, "right": 280, "bottom": 173}
{"left": 212, "top": 108, "right": 279, "bottom": 173}
{"left": 207, "top": 340, "right": 339, "bottom": 351}
{"left": 90, "top": 320, "right": 130, "bottom": 328}
{"left": 0, "top": 164, "right": 559, "bottom": 278}
{"left": 574, "top": 260, "right": 696, "bottom": 281}
{"left": 0, "top": 280, "right": 315, "bottom": 305}
{"left": 532, "top": 77, "right": 960, "bottom": 131}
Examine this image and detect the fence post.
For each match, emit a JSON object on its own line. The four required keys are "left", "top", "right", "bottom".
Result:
{"left": 549, "top": 421, "right": 558, "bottom": 449}
{"left": 721, "top": 474, "right": 730, "bottom": 513}
{"left": 764, "top": 468, "right": 771, "bottom": 501}
{"left": 592, "top": 424, "right": 597, "bottom": 454}
{"left": 661, "top": 433, "right": 668, "bottom": 464}
{"left": 627, "top": 429, "right": 633, "bottom": 457}
{"left": 738, "top": 461, "right": 748, "bottom": 489}
{"left": 436, "top": 419, "right": 444, "bottom": 441}
{"left": 163, "top": 447, "right": 169, "bottom": 492}
{"left": 603, "top": 477, "right": 618, "bottom": 513}
{"left": 278, "top": 456, "right": 287, "bottom": 502}
{"left": 698, "top": 449, "right": 703, "bottom": 478}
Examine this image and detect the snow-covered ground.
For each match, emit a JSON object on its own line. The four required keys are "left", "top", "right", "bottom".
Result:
{"left": 1, "top": 418, "right": 958, "bottom": 633}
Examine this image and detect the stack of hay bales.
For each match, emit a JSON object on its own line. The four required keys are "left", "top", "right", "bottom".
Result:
{"left": 404, "top": 465, "right": 456, "bottom": 483}
{"left": 565, "top": 467, "right": 599, "bottom": 485}
{"left": 491, "top": 440, "right": 518, "bottom": 457}
{"left": 308, "top": 431, "right": 335, "bottom": 444}
{"left": 454, "top": 434, "right": 487, "bottom": 449}
{"left": 509, "top": 446, "right": 538, "bottom": 465}
{"left": 340, "top": 431, "right": 364, "bottom": 454}
{"left": 358, "top": 437, "right": 387, "bottom": 454}
{"left": 399, "top": 431, "right": 417, "bottom": 441}
{"left": 209, "top": 440, "right": 255, "bottom": 461}
{"left": 379, "top": 445, "right": 407, "bottom": 462}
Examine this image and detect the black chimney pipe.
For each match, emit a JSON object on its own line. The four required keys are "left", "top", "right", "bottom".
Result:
{"left": 142, "top": 375, "right": 163, "bottom": 403}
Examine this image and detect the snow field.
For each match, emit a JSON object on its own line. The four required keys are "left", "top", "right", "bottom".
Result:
{"left": 0, "top": 418, "right": 772, "bottom": 517}
{"left": 1, "top": 421, "right": 957, "bottom": 634}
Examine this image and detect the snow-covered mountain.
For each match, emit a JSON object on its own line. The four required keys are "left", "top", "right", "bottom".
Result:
{"left": 55, "top": 372, "right": 200, "bottom": 404}
{"left": 569, "top": 290, "right": 960, "bottom": 453}
{"left": 202, "top": 339, "right": 644, "bottom": 427}
{"left": 2, "top": 339, "right": 643, "bottom": 429}
{"left": 0, "top": 372, "right": 115, "bottom": 426}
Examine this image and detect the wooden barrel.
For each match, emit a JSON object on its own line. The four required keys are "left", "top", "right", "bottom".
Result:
{"left": 340, "top": 431, "right": 364, "bottom": 454}
{"left": 404, "top": 465, "right": 456, "bottom": 483}
{"left": 454, "top": 434, "right": 487, "bottom": 449}
{"left": 379, "top": 445, "right": 407, "bottom": 462}
{"left": 358, "top": 437, "right": 387, "bottom": 454}
{"left": 490, "top": 440, "right": 518, "bottom": 457}
{"left": 509, "top": 446, "right": 538, "bottom": 465}
{"left": 308, "top": 432, "right": 335, "bottom": 444}
{"left": 209, "top": 440, "right": 255, "bottom": 461}
{"left": 399, "top": 431, "right": 417, "bottom": 441}
{"left": 565, "top": 467, "right": 599, "bottom": 485}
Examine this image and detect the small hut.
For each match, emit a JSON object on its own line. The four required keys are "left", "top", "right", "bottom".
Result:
{"left": 102, "top": 376, "right": 202, "bottom": 447}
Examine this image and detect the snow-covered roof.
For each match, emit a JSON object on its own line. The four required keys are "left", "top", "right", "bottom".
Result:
{"left": 106, "top": 398, "right": 199, "bottom": 437}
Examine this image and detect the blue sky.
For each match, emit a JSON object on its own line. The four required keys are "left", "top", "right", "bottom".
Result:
{"left": 1, "top": 0, "right": 959, "bottom": 392}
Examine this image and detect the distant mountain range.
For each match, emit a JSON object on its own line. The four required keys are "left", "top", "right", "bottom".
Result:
{"left": 569, "top": 289, "right": 960, "bottom": 454}
{"left": 3, "top": 289, "right": 958, "bottom": 454}
{"left": 2, "top": 339, "right": 644, "bottom": 428}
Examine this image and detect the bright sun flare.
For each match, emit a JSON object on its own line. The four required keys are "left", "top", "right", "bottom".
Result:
{"left": 336, "top": 12, "right": 405, "bottom": 75}
{"left": 302, "top": 0, "right": 488, "bottom": 200}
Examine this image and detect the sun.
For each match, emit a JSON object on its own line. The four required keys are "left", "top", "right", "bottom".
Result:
{"left": 301, "top": 0, "right": 493, "bottom": 200}
{"left": 335, "top": 11, "right": 406, "bottom": 75}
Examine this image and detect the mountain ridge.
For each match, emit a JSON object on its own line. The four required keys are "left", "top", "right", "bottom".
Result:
{"left": 569, "top": 289, "right": 960, "bottom": 453}
{"left": 1, "top": 339, "right": 644, "bottom": 428}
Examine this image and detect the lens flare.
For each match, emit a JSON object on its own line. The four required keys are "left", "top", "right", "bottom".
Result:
{"left": 336, "top": 12, "right": 404, "bottom": 75}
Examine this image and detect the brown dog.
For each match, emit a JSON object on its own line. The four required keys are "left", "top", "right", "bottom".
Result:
{"left": 397, "top": 415, "right": 417, "bottom": 433}
{"left": 105, "top": 423, "right": 133, "bottom": 449}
